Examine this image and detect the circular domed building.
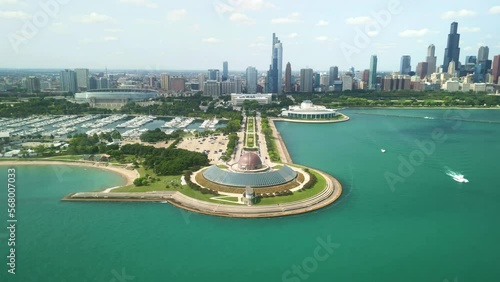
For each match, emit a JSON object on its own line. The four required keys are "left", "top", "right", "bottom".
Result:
{"left": 238, "top": 152, "right": 263, "bottom": 171}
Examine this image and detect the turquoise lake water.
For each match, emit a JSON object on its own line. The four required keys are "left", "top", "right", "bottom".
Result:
{"left": 1, "top": 109, "right": 500, "bottom": 282}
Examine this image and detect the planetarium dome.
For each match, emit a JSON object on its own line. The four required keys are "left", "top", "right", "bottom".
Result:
{"left": 238, "top": 152, "right": 263, "bottom": 170}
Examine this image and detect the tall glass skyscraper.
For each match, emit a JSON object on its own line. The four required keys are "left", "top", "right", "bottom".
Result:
{"left": 245, "top": 66, "right": 258, "bottom": 94}
{"left": 369, "top": 55, "right": 377, "bottom": 90}
{"left": 284, "top": 62, "right": 292, "bottom": 93}
{"left": 329, "top": 66, "right": 338, "bottom": 86}
{"left": 267, "top": 33, "right": 282, "bottom": 94}
{"left": 443, "top": 22, "right": 460, "bottom": 71}
{"left": 222, "top": 61, "right": 228, "bottom": 81}
{"left": 400, "top": 55, "right": 411, "bottom": 75}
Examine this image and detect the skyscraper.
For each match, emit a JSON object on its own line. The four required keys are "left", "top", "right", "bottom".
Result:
{"left": 245, "top": 66, "right": 258, "bottom": 94}
{"left": 284, "top": 62, "right": 292, "bottom": 93}
{"left": 267, "top": 33, "right": 283, "bottom": 94}
{"left": 492, "top": 55, "right": 500, "bottom": 85}
{"left": 300, "top": 68, "right": 313, "bottom": 93}
{"left": 426, "top": 44, "right": 437, "bottom": 76}
{"left": 222, "top": 61, "right": 228, "bottom": 81}
{"left": 60, "top": 69, "right": 77, "bottom": 93}
{"left": 443, "top": 22, "right": 460, "bottom": 71}
{"left": 477, "top": 46, "right": 490, "bottom": 81}
{"left": 369, "top": 55, "right": 377, "bottom": 90}
{"left": 400, "top": 55, "right": 411, "bottom": 75}
{"left": 74, "top": 68, "right": 89, "bottom": 91}
{"left": 329, "top": 66, "right": 339, "bottom": 86}
{"left": 26, "top": 76, "right": 40, "bottom": 93}
{"left": 416, "top": 62, "right": 429, "bottom": 79}
{"left": 478, "top": 46, "right": 489, "bottom": 62}
{"left": 208, "top": 69, "right": 220, "bottom": 81}
{"left": 160, "top": 74, "right": 170, "bottom": 90}
{"left": 362, "top": 70, "right": 370, "bottom": 83}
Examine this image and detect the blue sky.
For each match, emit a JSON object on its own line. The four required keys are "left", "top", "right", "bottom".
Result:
{"left": 1, "top": 0, "right": 499, "bottom": 72}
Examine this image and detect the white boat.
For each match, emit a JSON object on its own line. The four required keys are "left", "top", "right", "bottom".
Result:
{"left": 446, "top": 170, "right": 469, "bottom": 183}
{"left": 381, "top": 149, "right": 386, "bottom": 153}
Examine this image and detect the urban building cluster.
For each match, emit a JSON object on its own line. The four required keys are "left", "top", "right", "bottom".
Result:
{"left": 2, "top": 22, "right": 499, "bottom": 103}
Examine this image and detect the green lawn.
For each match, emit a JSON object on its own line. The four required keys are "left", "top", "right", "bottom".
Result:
{"left": 112, "top": 167, "right": 182, "bottom": 193}
{"left": 217, "top": 164, "right": 229, "bottom": 169}
{"left": 246, "top": 134, "right": 255, "bottom": 147}
{"left": 255, "top": 169, "right": 326, "bottom": 205}
{"left": 43, "top": 155, "right": 83, "bottom": 161}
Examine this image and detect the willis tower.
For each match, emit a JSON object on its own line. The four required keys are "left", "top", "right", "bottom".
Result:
{"left": 443, "top": 22, "right": 460, "bottom": 71}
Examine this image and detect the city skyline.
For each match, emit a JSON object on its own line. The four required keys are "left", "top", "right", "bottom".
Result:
{"left": 1, "top": 0, "right": 499, "bottom": 71}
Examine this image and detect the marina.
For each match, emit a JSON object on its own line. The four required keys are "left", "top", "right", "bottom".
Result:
{"left": 0, "top": 115, "right": 226, "bottom": 139}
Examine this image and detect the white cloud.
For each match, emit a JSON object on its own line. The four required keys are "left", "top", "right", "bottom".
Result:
{"left": 464, "top": 46, "right": 473, "bottom": 51}
{"left": 462, "top": 27, "right": 480, "bottom": 33}
{"left": 227, "top": 0, "right": 274, "bottom": 11}
{"left": 105, "top": 28, "right": 124, "bottom": 33}
{"left": 488, "top": 6, "right": 500, "bottom": 14}
{"left": 288, "top": 32, "right": 298, "bottom": 39}
{"left": 167, "top": 9, "right": 187, "bottom": 21}
{"left": 202, "top": 37, "right": 221, "bottom": 43}
{"left": 399, "top": 28, "right": 434, "bottom": 38}
{"left": 49, "top": 22, "right": 68, "bottom": 34}
{"left": 0, "top": 0, "right": 20, "bottom": 4}
{"left": 345, "top": 16, "right": 374, "bottom": 25}
{"left": 74, "top": 13, "right": 116, "bottom": 24}
{"left": 316, "top": 20, "right": 328, "bottom": 26}
{"left": 367, "top": 31, "right": 379, "bottom": 37}
{"left": 136, "top": 18, "right": 160, "bottom": 24}
{"left": 0, "top": 10, "right": 30, "bottom": 20}
{"left": 103, "top": 36, "right": 118, "bottom": 41}
{"left": 119, "top": 0, "right": 157, "bottom": 8}
{"left": 229, "top": 12, "right": 255, "bottom": 25}
{"left": 441, "top": 9, "right": 477, "bottom": 20}
{"left": 271, "top": 12, "right": 301, "bottom": 24}
{"left": 315, "top": 36, "right": 329, "bottom": 41}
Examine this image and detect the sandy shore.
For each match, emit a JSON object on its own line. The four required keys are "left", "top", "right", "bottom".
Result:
{"left": 0, "top": 161, "right": 139, "bottom": 190}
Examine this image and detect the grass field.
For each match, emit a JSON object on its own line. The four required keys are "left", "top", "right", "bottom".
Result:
{"left": 112, "top": 167, "right": 181, "bottom": 192}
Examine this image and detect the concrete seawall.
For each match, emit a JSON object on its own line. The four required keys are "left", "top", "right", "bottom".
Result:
{"left": 62, "top": 168, "right": 342, "bottom": 218}
{"left": 268, "top": 118, "right": 293, "bottom": 164}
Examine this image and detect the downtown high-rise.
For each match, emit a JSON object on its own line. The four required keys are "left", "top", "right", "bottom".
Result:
{"left": 426, "top": 44, "right": 437, "bottom": 76}
{"left": 400, "top": 56, "right": 411, "bottom": 75}
{"left": 443, "top": 22, "right": 460, "bottom": 71}
{"left": 369, "top": 55, "right": 377, "bottom": 90}
{"left": 60, "top": 69, "right": 77, "bottom": 94}
{"left": 284, "top": 62, "right": 292, "bottom": 93}
{"left": 300, "top": 68, "right": 313, "bottom": 93}
{"left": 266, "top": 33, "right": 283, "bottom": 94}
{"left": 329, "top": 66, "right": 339, "bottom": 86}
{"left": 246, "top": 66, "right": 258, "bottom": 94}
{"left": 222, "top": 61, "right": 228, "bottom": 81}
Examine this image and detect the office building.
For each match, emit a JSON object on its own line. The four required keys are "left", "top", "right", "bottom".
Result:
{"left": 98, "top": 77, "right": 109, "bottom": 89}
{"left": 426, "top": 44, "right": 437, "bottom": 76}
{"left": 493, "top": 55, "right": 500, "bottom": 84}
{"left": 160, "top": 74, "right": 169, "bottom": 91}
{"left": 60, "top": 69, "right": 77, "bottom": 93}
{"left": 26, "top": 76, "right": 40, "bottom": 93}
{"left": 369, "top": 55, "right": 378, "bottom": 90}
{"left": 341, "top": 75, "right": 353, "bottom": 91}
{"left": 443, "top": 22, "right": 461, "bottom": 71}
{"left": 285, "top": 62, "right": 292, "bottom": 92}
{"left": 169, "top": 77, "right": 186, "bottom": 92}
{"left": 208, "top": 69, "right": 220, "bottom": 81}
{"left": 416, "top": 62, "right": 429, "bottom": 79}
{"left": 329, "top": 66, "right": 339, "bottom": 86}
{"left": 400, "top": 56, "right": 411, "bottom": 75}
{"left": 245, "top": 67, "right": 258, "bottom": 94}
{"left": 204, "top": 80, "right": 221, "bottom": 98}
{"left": 300, "top": 68, "right": 313, "bottom": 93}
{"left": 222, "top": 61, "right": 228, "bottom": 81}
{"left": 267, "top": 33, "right": 283, "bottom": 93}
{"left": 74, "top": 68, "right": 89, "bottom": 91}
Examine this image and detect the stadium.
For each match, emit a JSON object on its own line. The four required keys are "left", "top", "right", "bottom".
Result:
{"left": 75, "top": 88, "right": 159, "bottom": 108}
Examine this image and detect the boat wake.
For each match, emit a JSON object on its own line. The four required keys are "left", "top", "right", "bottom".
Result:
{"left": 446, "top": 169, "right": 469, "bottom": 183}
